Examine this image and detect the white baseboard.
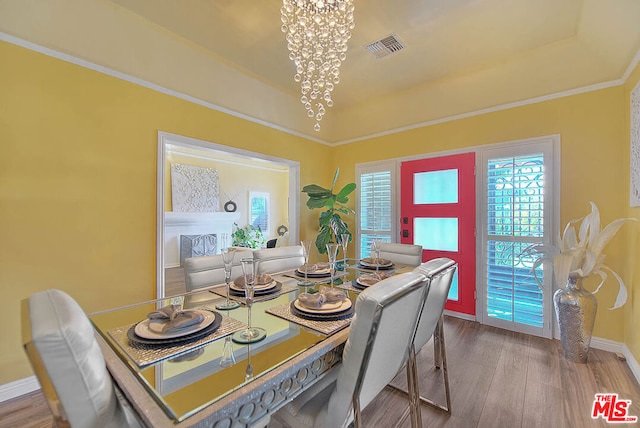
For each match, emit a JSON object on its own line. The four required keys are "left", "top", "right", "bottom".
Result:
{"left": 590, "top": 336, "right": 640, "bottom": 386}
{"left": 0, "top": 376, "right": 40, "bottom": 403}
{"left": 443, "top": 309, "right": 476, "bottom": 322}
{"left": 622, "top": 344, "right": 640, "bottom": 386}
{"left": 590, "top": 336, "right": 624, "bottom": 353}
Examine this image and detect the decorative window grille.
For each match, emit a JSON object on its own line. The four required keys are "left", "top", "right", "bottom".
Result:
{"left": 486, "top": 154, "right": 545, "bottom": 327}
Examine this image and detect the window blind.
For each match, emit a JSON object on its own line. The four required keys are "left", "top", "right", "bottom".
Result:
{"left": 359, "top": 170, "right": 393, "bottom": 258}
{"left": 486, "top": 153, "right": 545, "bottom": 328}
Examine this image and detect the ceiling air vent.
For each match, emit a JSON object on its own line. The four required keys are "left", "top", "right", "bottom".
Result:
{"left": 364, "top": 33, "right": 405, "bottom": 59}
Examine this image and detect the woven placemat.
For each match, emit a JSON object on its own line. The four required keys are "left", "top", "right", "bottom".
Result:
{"left": 209, "top": 282, "right": 298, "bottom": 304}
{"left": 107, "top": 312, "right": 246, "bottom": 367}
{"left": 265, "top": 303, "right": 352, "bottom": 336}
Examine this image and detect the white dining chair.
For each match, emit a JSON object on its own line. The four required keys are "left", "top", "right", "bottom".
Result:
{"left": 253, "top": 245, "right": 304, "bottom": 274}
{"left": 22, "top": 289, "right": 143, "bottom": 428}
{"left": 183, "top": 249, "right": 251, "bottom": 304}
{"left": 272, "top": 271, "right": 429, "bottom": 428}
{"left": 389, "top": 258, "right": 457, "bottom": 415}
{"left": 378, "top": 243, "right": 423, "bottom": 266}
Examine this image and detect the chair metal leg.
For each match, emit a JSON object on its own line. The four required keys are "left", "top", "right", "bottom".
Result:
{"left": 352, "top": 395, "right": 362, "bottom": 428}
{"left": 434, "top": 317, "right": 442, "bottom": 369}
{"left": 438, "top": 317, "right": 452, "bottom": 413}
{"left": 406, "top": 344, "right": 423, "bottom": 428}
{"left": 387, "top": 315, "right": 452, "bottom": 414}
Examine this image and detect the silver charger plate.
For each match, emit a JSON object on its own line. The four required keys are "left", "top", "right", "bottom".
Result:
{"left": 127, "top": 311, "right": 223, "bottom": 346}
{"left": 135, "top": 309, "right": 216, "bottom": 339}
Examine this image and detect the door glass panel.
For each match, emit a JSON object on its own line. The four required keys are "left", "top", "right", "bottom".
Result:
{"left": 486, "top": 240, "right": 544, "bottom": 327}
{"left": 414, "top": 169, "right": 458, "bottom": 204}
{"left": 414, "top": 217, "right": 458, "bottom": 252}
{"left": 448, "top": 270, "right": 459, "bottom": 301}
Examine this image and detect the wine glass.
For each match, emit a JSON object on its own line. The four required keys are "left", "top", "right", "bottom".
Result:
{"left": 326, "top": 243, "right": 339, "bottom": 287}
{"left": 371, "top": 238, "right": 383, "bottom": 274}
{"left": 245, "top": 343, "right": 254, "bottom": 381}
{"left": 299, "top": 240, "right": 314, "bottom": 286}
{"left": 216, "top": 248, "right": 240, "bottom": 310}
{"left": 339, "top": 233, "right": 350, "bottom": 270}
{"left": 232, "top": 258, "right": 267, "bottom": 344}
{"left": 219, "top": 337, "right": 236, "bottom": 368}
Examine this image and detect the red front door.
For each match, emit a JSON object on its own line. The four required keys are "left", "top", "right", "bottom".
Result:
{"left": 401, "top": 153, "right": 476, "bottom": 316}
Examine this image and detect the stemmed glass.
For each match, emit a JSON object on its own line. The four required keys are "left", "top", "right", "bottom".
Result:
{"left": 298, "top": 240, "right": 314, "bottom": 286}
{"left": 326, "top": 243, "right": 339, "bottom": 287}
{"left": 216, "top": 248, "right": 240, "bottom": 310}
{"left": 339, "top": 233, "right": 350, "bottom": 270}
{"left": 371, "top": 238, "right": 383, "bottom": 274}
{"left": 219, "top": 337, "right": 236, "bottom": 368}
{"left": 232, "top": 258, "right": 267, "bottom": 344}
{"left": 245, "top": 344, "right": 254, "bottom": 381}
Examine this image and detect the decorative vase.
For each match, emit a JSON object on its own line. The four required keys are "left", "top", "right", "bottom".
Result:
{"left": 553, "top": 274, "right": 598, "bottom": 363}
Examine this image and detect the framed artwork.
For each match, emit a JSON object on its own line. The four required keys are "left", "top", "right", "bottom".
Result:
{"left": 249, "top": 191, "right": 270, "bottom": 235}
{"left": 631, "top": 81, "right": 640, "bottom": 207}
{"left": 171, "top": 164, "right": 220, "bottom": 211}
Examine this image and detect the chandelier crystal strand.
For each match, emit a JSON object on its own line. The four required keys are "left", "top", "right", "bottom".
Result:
{"left": 281, "top": 0, "right": 355, "bottom": 131}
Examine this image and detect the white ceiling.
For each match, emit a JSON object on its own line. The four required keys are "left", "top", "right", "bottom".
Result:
{"left": 3, "top": 0, "right": 640, "bottom": 143}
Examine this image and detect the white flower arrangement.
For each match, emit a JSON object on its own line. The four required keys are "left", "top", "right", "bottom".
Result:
{"left": 523, "top": 202, "right": 636, "bottom": 310}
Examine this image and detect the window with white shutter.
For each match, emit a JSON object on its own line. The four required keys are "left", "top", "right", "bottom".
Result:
{"left": 479, "top": 137, "right": 557, "bottom": 338}
{"left": 356, "top": 162, "right": 396, "bottom": 259}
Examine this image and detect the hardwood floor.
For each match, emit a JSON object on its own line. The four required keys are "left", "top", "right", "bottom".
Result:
{"left": 3, "top": 318, "right": 639, "bottom": 427}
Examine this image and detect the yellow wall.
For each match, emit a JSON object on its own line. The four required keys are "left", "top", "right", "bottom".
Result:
{"left": 334, "top": 83, "right": 630, "bottom": 344}
{"left": 2, "top": 37, "right": 638, "bottom": 386}
{"left": 0, "top": 41, "right": 332, "bottom": 384}
{"left": 624, "top": 61, "right": 640, "bottom": 364}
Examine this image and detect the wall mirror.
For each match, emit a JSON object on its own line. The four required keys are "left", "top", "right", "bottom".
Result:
{"left": 157, "top": 131, "right": 300, "bottom": 298}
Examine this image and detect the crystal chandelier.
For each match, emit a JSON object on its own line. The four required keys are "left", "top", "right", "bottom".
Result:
{"left": 280, "top": 0, "right": 355, "bottom": 131}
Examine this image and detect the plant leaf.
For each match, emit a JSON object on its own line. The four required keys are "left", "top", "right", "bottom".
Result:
{"left": 552, "top": 253, "right": 574, "bottom": 289}
{"left": 591, "top": 218, "right": 636, "bottom": 256}
{"left": 323, "top": 195, "right": 337, "bottom": 209}
{"left": 331, "top": 168, "right": 340, "bottom": 193}
{"left": 307, "top": 196, "right": 331, "bottom": 209}
{"left": 336, "top": 183, "right": 356, "bottom": 203}
{"left": 302, "top": 184, "right": 331, "bottom": 196}
{"left": 599, "top": 265, "right": 628, "bottom": 310}
{"left": 319, "top": 210, "right": 332, "bottom": 227}
{"left": 315, "top": 226, "right": 333, "bottom": 254}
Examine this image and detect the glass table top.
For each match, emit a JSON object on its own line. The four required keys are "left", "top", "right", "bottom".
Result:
{"left": 89, "top": 261, "right": 413, "bottom": 422}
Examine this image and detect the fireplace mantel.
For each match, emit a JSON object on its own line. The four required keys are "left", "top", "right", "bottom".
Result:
{"left": 164, "top": 211, "right": 240, "bottom": 267}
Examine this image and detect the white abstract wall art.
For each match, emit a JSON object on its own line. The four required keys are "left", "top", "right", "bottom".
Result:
{"left": 631, "top": 81, "right": 640, "bottom": 207}
{"left": 171, "top": 163, "right": 220, "bottom": 212}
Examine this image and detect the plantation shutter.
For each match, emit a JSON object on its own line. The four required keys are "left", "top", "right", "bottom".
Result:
{"left": 356, "top": 162, "right": 396, "bottom": 259}
{"left": 485, "top": 153, "right": 547, "bottom": 329}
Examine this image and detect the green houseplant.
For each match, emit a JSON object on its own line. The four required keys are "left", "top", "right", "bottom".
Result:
{"left": 231, "top": 223, "right": 266, "bottom": 249}
{"left": 302, "top": 168, "right": 356, "bottom": 254}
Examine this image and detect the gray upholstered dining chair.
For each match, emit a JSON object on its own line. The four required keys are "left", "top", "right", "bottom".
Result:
{"left": 272, "top": 271, "right": 429, "bottom": 428}
{"left": 22, "top": 289, "right": 143, "bottom": 428}
{"left": 389, "top": 258, "right": 457, "bottom": 415}
{"left": 253, "top": 245, "right": 304, "bottom": 274}
{"left": 378, "top": 242, "right": 423, "bottom": 266}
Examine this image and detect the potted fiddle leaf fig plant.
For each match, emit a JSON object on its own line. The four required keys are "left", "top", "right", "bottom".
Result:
{"left": 302, "top": 168, "right": 356, "bottom": 254}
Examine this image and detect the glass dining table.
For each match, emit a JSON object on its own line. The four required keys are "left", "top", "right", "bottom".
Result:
{"left": 90, "top": 259, "right": 413, "bottom": 427}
